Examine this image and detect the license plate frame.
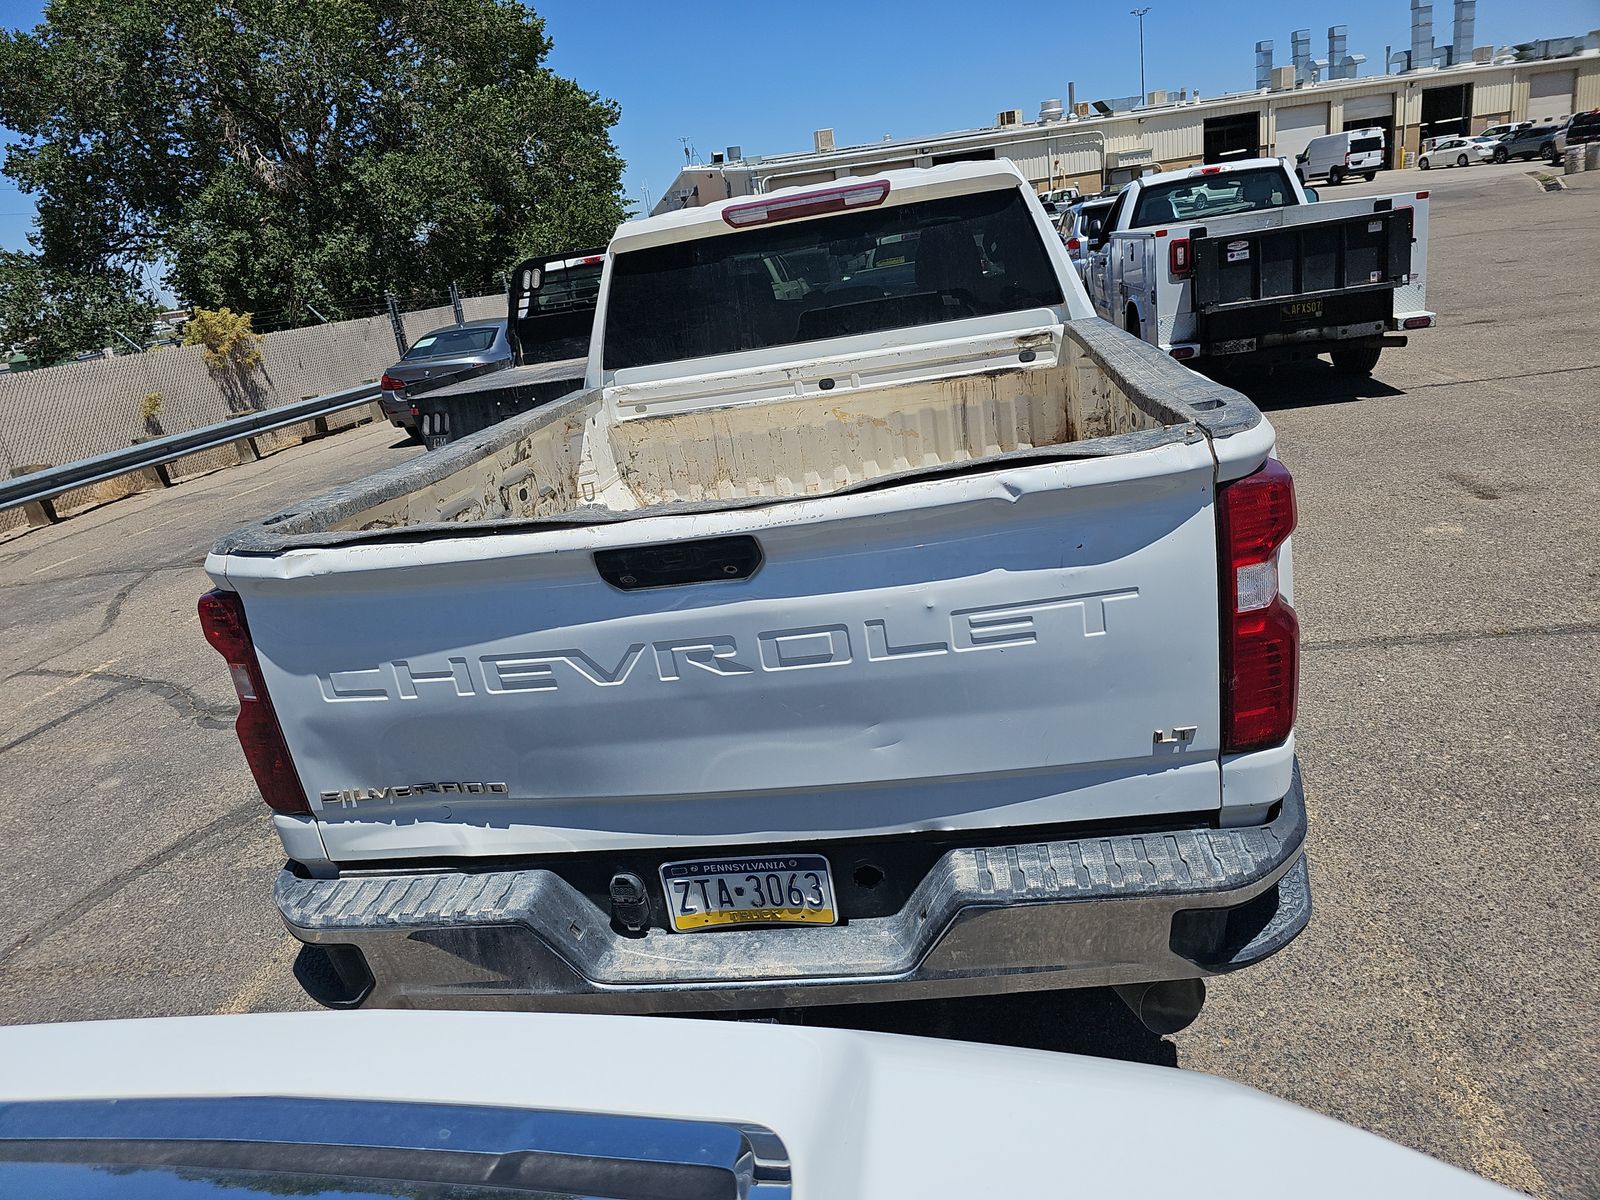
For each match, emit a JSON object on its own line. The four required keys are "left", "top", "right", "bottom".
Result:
{"left": 659, "top": 854, "right": 838, "bottom": 933}
{"left": 1279, "top": 298, "right": 1324, "bottom": 320}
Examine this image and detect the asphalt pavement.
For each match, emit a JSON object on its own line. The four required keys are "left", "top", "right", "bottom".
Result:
{"left": 0, "top": 160, "right": 1594, "bottom": 1197}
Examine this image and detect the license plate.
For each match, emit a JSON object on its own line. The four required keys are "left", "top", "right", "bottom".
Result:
{"left": 1280, "top": 299, "right": 1323, "bottom": 319}
{"left": 1214, "top": 337, "right": 1257, "bottom": 355}
{"left": 660, "top": 854, "right": 837, "bottom": 932}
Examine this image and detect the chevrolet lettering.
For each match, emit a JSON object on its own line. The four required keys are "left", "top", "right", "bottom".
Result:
{"left": 317, "top": 591, "right": 1139, "bottom": 703}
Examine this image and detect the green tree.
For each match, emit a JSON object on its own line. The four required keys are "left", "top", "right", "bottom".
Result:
{"left": 0, "top": 252, "right": 157, "bottom": 363}
{"left": 0, "top": 0, "right": 625, "bottom": 344}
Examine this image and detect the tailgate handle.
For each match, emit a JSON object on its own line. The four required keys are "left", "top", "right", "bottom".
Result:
{"left": 595, "top": 535, "right": 763, "bottom": 591}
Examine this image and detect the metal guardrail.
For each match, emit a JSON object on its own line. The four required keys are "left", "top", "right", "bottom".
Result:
{"left": 0, "top": 381, "right": 383, "bottom": 514}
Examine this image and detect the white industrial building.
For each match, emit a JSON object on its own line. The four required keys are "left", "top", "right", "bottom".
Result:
{"left": 652, "top": 34, "right": 1600, "bottom": 212}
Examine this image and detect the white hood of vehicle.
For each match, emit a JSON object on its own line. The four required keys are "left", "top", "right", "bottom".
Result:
{"left": 0, "top": 1011, "right": 1512, "bottom": 1199}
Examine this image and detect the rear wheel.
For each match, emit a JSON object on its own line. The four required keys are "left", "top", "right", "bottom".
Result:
{"left": 1363, "top": 171, "right": 1377, "bottom": 181}
{"left": 1544, "top": 143, "right": 1560, "bottom": 164}
{"left": 1331, "top": 344, "right": 1382, "bottom": 376}
{"left": 1456, "top": 153, "right": 1469, "bottom": 168}
{"left": 1329, "top": 165, "right": 1346, "bottom": 185}
{"left": 1493, "top": 146, "right": 1508, "bottom": 163}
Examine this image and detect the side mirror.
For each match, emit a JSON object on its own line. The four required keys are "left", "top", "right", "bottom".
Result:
{"left": 1303, "top": 187, "right": 1320, "bottom": 203}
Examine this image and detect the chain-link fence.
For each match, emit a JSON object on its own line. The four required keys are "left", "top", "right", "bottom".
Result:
{"left": 0, "top": 292, "right": 505, "bottom": 477}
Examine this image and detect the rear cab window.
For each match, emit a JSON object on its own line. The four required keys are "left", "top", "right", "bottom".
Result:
{"left": 602, "top": 187, "right": 1064, "bottom": 371}
{"left": 1129, "top": 166, "right": 1295, "bottom": 228}
{"left": 532, "top": 260, "right": 603, "bottom": 311}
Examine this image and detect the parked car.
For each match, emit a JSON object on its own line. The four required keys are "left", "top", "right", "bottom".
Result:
{"left": 0, "top": 1012, "right": 1516, "bottom": 1199}
{"left": 1060, "top": 194, "right": 1116, "bottom": 277}
{"left": 1296, "top": 128, "right": 1385, "bottom": 184}
{"left": 1038, "top": 185, "right": 1082, "bottom": 212}
{"left": 1479, "top": 120, "right": 1531, "bottom": 140}
{"left": 1492, "top": 123, "right": 1563, "bottom": 163}
{"left": 1418, "top": 136, "right": 1496, "bottom": 169}
{"left": 204, "top": 161, "right": 1311, "bottom": 1026}
{"left": 378, "top": 318, "right": 513, "bottom": 433}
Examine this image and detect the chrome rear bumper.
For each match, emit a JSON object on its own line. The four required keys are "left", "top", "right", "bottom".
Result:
{"left": 277, "top": 766, "right": 1310, "bottom": 1012}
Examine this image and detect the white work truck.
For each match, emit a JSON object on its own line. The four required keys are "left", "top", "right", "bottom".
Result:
{"left": 1085, "top": 157, "right": 1434, "bottom": 374}
{"left": 203, "top": 161, "right": 1309, "bottom": 1031}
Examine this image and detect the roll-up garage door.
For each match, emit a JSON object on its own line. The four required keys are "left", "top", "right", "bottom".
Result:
{"left": 1344, "top": 94, "right": 1394, "bottom": 122}
{"left": 1274, "top": 103, "right": 1329, "bottom": 162}
{"left": 1527, "top": 70, "right": 1576, "bottom": 124}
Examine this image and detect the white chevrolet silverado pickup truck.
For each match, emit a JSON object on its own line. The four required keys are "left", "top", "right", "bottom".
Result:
{"left": 203, "top": 161, "right": 1309, "bottom": 1030}
{"left": 1086, "top": 157, "right": 1435, "bottom": 374}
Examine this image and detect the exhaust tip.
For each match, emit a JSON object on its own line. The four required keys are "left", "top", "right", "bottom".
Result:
{"left": 1112, "top": 978, "right": 1207, "bottom": 1035}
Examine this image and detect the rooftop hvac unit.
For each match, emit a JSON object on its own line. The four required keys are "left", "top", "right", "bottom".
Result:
{"left": 726, "top": 145, "right": 743, "bottom": 161}
{"left": 814, "top": 128, "right": 835, "bottom": 153}
{"left": 1039, "top": 98, "right": 1064, "bottom": 122}
{"left": 997, "top": 109, "right": 1023, "bottom": 127}
{"left": 1073, "top": 101, "right": 1092, "bottom": 118}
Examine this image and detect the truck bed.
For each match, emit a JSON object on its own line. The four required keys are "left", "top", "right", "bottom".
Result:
{"left": 217, "top": 319, "right": 1255, "bottom": 552}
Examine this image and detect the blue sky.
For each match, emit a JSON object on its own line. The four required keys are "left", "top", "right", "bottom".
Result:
{"left": 2, "top": 0, "right": 1596, "bottom": 254}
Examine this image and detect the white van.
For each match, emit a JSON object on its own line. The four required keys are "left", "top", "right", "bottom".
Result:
{"left": 1296, "top": 128, "right": 1386, "bottom": 184}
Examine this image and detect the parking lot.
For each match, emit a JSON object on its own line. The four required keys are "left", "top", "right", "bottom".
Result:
{"left": 0, "top": 159, "right": 1595, "bottom": 1198}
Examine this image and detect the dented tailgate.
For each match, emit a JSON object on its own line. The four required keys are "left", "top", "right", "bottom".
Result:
{"left": 218, "top": 437, "right": 1223, "bottom": 863}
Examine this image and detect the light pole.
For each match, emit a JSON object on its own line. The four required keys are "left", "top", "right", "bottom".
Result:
{"left": 1131, "top": 7, "right": 1151, "bottom": 105}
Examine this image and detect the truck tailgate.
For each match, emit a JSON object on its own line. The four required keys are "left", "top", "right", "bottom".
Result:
{"left": 219, "top": 438, "right": 1224, "bottom": 861}
{"left": 1191, "top": 205, "right": 1413, "bottom": 311}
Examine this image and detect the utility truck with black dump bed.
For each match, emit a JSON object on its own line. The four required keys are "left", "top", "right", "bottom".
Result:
{"left": 202, "top": 162, "right": 1309, "bottom": 1032}
{"left": 1085, "top": 158, "right": 1434, "bottom": 375}
{"left": 410, "top": 248, "right": 603, "bottom": 450}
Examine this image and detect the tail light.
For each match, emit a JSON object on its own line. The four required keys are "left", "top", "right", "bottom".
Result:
{"left": 1218, "top": 460, "right": 1299, "bottom": 753}
{"left": 198, "top": 590, "right": 310, "bottom": 815}
{"left": 1402, "top": 315, "right": 1434, "bottom": 329}
{"left": 1169, "top": 237, "right": 1192, "bottom": 278}
{"left": 380, "top": 372, "right": 405, "bottom": 392}
{"left": 1066, "top": 236, "right": 1082, "bottom": 252}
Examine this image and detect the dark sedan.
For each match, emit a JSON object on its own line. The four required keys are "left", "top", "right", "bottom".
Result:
{"left": 379, "top": 319, "right": 513, "bottom": 433}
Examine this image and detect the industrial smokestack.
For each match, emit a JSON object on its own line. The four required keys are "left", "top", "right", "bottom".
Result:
{"left": 1411, "top": 0, "right": 1436, "bottom": 70}
{"left": 1255, "top": 40, "right": 1275, "bottom": 89}
{"left": 1291, "top": 29, "right": 1317, "bottom": 84}
{"left": 1453, "top": 0, "right": 1476, "bottom": 66}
